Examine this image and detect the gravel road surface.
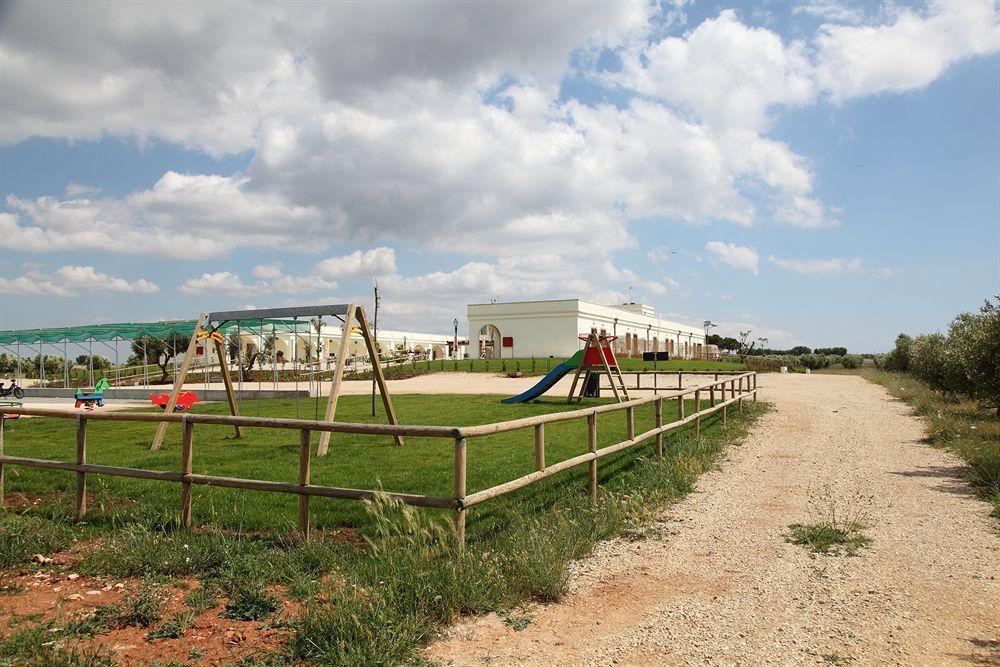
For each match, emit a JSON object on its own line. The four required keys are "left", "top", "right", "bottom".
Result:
{"left": 426, "top": 373, "right": 1000, "bottom": 666}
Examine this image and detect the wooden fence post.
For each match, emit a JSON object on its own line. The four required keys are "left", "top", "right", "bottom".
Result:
{"left": 710, "top": 384, "right": 716, "bottom": 407}
{"left": 753, "top": 373, "right": 758, "bottom": 401}
{"left": 738, "top": 376, "right": 744, "bottom": 412}
{"left": 0, "top": 415, "right": 5, "bottom": 507}
{"left": 695, "top": 389, "right": 702, "bottom": 436}
{"left": 454, "top": 437, "right": 467, "bottom": 550}
{"left": 180, "top": 417, "right": 194, "bottom": 529}
{"left": 587, "top": 412, "right": 597, "bottom": 504}
{"left": 299, "top": 429, "right": 311, "bottom": 540}
{"left": 75, "top": 416, "right": 87, "bottom": 521}
{"left": 678, "top": 391, "right": 685, "bottom": 422}
{"left": 655, "top": 397, "right": 663, "bottom": 459}
{"left": 534, "top": 424, "right": 545, "bottom": 471}
{"left": 678, "top": 371, "right": 683, "bottom": 390}
{"left": 626, "top": 406, "right": 634, "bottom": 441}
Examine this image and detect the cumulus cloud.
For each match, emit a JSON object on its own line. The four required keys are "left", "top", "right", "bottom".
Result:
{"left": 314, "top": 248, "right": 397, "bottom": 280}
{"left": 178, "top": 247, "right": 397, "bottom": 295}
{"left": 705, "top": 241, "right": 759, "bottom": 274}
{"left": 614, "top": 9, "right": 815, "bottom": 131}
{"left": 1, "top": 173, "right": 326, "bottom": 259}
{"left": 0, "top": 265, "right": 159, "bottom": 297}
{"left": 814, "top": 1, "right": 999, "bottom": 101}
{"left": 767, "top": 255, "right": 898, "bottom": 277}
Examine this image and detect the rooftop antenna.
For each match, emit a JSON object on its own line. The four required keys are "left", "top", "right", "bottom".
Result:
{"left": 628, "top": 286, "right": 634, "bottom": 304}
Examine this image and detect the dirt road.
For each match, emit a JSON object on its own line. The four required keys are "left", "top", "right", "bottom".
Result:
{"left": 426, "top": 373, "right": 1000, "bottom": 665}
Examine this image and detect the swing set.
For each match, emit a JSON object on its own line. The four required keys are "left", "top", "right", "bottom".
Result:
{"left": 148, "top": 304, "right": 401, "bottom": 455}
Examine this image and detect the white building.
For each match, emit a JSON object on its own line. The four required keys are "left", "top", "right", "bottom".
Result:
{"left": 467, "top": 299, "right": 707, "bottom": 359}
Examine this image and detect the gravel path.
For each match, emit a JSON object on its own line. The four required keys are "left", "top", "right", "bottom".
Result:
{"left": 426, "top": 373, "right": 1000, "bottom": 666}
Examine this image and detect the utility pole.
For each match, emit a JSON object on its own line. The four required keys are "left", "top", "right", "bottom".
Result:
{"left": 453, "top": 318, "right": 459, "bottom": 359}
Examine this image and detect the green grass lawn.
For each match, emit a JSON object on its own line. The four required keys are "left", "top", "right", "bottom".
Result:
{"left": 1, "top": 393, "right": 733, "bottom": 537}
{"left": 348, "top": 356, "right": 745, "bottom": 379}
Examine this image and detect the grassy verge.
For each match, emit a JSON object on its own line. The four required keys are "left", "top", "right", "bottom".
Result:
{"left": 0, "top": 393, "right": 766, "bottom": 664}
{"left": 858, "top": 368, "right": 1000, "bottom": 517}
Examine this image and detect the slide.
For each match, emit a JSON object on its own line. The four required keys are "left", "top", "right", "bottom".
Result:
{"left": 501, "top": 350, "right": 584, "bottom": 404}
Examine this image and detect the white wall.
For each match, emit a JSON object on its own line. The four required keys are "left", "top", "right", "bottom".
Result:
{"left": 467, "top": 299, "right": 706, "bottom": 359}
{"left": 468, "top": 301, "right": 580, "bottom": 357}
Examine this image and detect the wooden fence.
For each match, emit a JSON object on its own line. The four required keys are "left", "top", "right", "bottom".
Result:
{"left": 0, "top": 373, "right": 756, "bottom": 546}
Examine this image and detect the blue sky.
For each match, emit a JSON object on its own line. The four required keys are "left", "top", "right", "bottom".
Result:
{"left": 1, "top": 0, "right": 997, "bottom": 352}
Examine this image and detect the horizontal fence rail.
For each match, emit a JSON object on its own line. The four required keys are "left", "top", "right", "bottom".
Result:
{"left": 0, "top": 373, "right": 757, "bottom": 546}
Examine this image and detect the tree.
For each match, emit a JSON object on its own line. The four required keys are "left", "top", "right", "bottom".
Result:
{"left": 131, "top": 334, "right": 189, "bottom": 382}
{"left": 949, "top": 296, "right": 1000, "bottom": 414}
{"left": 882, "top": 334, "right": 912, "bottom": 372}
{"left": 737, "top": 330, "right": 758, "bottom": 355}
{"left": 719, "top": 337, "right": 740, "bottom": 353}
{"left": 75, "top": 354, "right": 113, "bottom": 370}
{"left": 790, "top": 345, "right": 812, "bottom": 355}
{"left": 908, "top": 334, "right": 964, "bottom": 395}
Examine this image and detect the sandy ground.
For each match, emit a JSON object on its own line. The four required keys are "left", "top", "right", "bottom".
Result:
{"left": 426, "top": 373, "right": 1000, "bottom": 666}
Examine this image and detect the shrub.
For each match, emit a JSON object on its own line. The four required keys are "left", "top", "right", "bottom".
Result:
{"left": 799, "top": 354, "right": 833, "bottom": 370}
{"left": 949, "top": 296, "right": 1000, "bottom": 415}
{"left": 840, "top": 355, "right": 862, "bottom": 370}
{"left": 882, "top": 334, "right": 913, "bottom": 372}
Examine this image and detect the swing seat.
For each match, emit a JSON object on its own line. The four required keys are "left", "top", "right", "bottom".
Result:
{"left": 150, "top": 391, "right": 200, "bottom": 412}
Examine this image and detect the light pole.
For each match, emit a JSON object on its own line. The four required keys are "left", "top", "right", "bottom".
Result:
{"left": 453, "top": 318, "right": 459, "bottom": 359}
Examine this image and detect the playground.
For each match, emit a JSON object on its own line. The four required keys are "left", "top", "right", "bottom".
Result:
{"left": 0, "top": 304, "right": 761, "bottom": 664}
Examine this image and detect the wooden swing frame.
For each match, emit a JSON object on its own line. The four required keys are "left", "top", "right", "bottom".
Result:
{"left": 149, "top": 304, "right": 402, "bottom": 454}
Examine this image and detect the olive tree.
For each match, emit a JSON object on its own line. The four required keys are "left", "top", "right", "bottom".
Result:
{"left": 949, "top": 296, "right": 1000, "bottom": 414}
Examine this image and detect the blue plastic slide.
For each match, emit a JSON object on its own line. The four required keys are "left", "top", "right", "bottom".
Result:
{"left": 501, "top": 350, "right": 584, "bottom": 404}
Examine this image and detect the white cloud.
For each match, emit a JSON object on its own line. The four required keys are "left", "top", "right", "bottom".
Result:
{"left": 792, "top": 1, "right": 865, "bottom": 25}
{"left": 251, "top": 262, "right": 284, "bottom": 280}
{"left": 65, "top": 182, "right": 102, "bottom": 197}
{"left": 314, "top": 248, "right": 397, "bottom": 280}
{"left": 178, "top": 247, "right": 397, "bottom": 296}
{"left": 0, "top": 265, "right": 159, "bottom": 297}
{"left": 1, "top": 173, "right": 326, "bottom": 259}
{"left": 705, "top": 241, "right": 759, "bottom": 274}
{"left": 815, "top": 0, "right": 999, "bottom": 102}
{"left": 767, "top": 255, "right": 898, "bottom": 277}
{"left": 179, "top": 271, "right": 253, "bottom": 296}
{"left": 0, "top": 2, "right": 650, "bottom": 154}
{"left": 614, "top": 9, "right": 815, "bottom": 131}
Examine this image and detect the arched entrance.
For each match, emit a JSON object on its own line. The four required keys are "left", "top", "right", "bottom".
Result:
{"left": 479, "top": 324, "right": 501, "bottom": 359}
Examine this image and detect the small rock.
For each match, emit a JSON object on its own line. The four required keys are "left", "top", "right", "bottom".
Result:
{"left": 66, "top": 573, "right": 79, "bottom": 580}
{"left": 32, "top": 554, "right": 53, "bottom": 564}
{"left": 85, "top": 590, "right": 102, "bottom": 596}
{"left": 66, "top": 593, "right": 84, "bottom": 601}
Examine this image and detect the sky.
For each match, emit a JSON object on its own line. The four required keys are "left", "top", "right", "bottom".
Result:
{"left": 0, "top": 0, "right": 997, "bottom": 353}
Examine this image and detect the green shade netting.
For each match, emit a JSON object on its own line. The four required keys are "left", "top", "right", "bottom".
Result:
{"left": 0, "top": 319, "right": 313, "bottom": 345}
